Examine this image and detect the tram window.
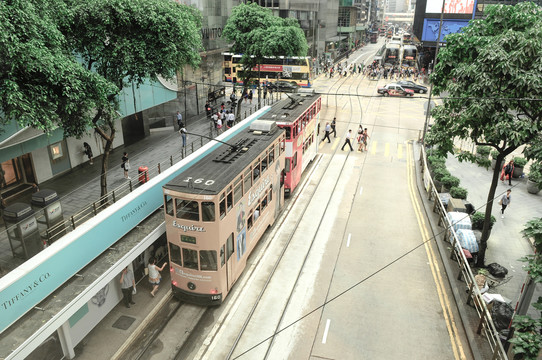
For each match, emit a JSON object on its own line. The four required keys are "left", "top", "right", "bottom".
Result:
{"left": 293, "top": 153, "right": 298, "bottom": 169}
{"left": 254, "top": 205, "right": 261, "bottom": 219}
{"left": 227, "top": 233, "right": 234, "bottom": 259}
{"left": 280, "top": 141, "right": 285, "bottom": 154}
{"left": 261, "top": 156, "right": 268, "bottom": 173}
{"left": 248, "top": 211, "right": 253, "bottom": 229}
{"left": 253, "top": 161, "right": 260, "bottom": 182}
{"left": 169, "top": 243, "right": 182, "bottom": 265}
{"left": 261, "top": 196, "right": 267, "bottom": 210}
{"left": 220, "top": 245, "right": 225, "bottom": 267}
{"left": 285, "top": 158, "right": 291, "bottom": 173}
{"left": 164, "top": 195, "right": 174, "bottom": 216}
{"left": 268, "top": 188, "right": 272, "bottom": 202}
{"left": 226, "top": 188, "right": 233, "bottom": 212}
{"left": 176, "top": 199, "right": 199, "bottom": 221}
{"left": 181, "top": 234, "right": 196, "bottom": 244}
{"left": 202, "top": 202, "right": 215, "bottom": 222}
{"left": 182, "top": 248, "right": 199, "bottom": 270}
{"left": 285, "top": 126, "right": 291, "bottom": 140}
{"left": 200, "top": 250, "right": 217, "bottom": 271}
{"left": 244, "top": 169, "right": 252, "bottom": 193}
{"left": 219, "top": 193, "right": 226, "bottom": 219}
{"left": 234, "top": 181, "right": 243, "bottom": 205}
{"left": 269, "top": 148, "right": 274, "bottom": 165}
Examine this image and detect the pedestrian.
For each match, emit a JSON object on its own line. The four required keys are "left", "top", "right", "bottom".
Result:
{"left": 357, "top": 125, "right": 364, "bottom": 151}
{"left": 242, "top": 89, "right": 248, "bottom": 103}
{"left": 341, "top": 130, "right": 354, "bottom": 151}
{"left": 499, "top": 189, "right": 511, "bottom": 219}
{"left": 83, "top": 142, "right": 93, "bottom": 165}
{"left": 205, "top": 102, "right": 212, "bottom": 118}
{"left": 263, "top": 87, "right": 268, "bottom": 99}
{"left": 121, "top": 152, "right": 130, "bottom": 180}
{"left": 248, "top": 89, "right": 253, "bottom": 104}
{"left": 212, "top": 112, "right": 219, "bottom": 129}
{"left": 179, "top": 125, "right": 187, "bottom": 147}
{"left": 330, "top": 118, "right": 337, "bottom": 138}
{"left": 216, "top": 117, "right": 223, "bottom": 134}
{"left": 176, "top": 111, "right": 183, "bottom": 128}
{"left": 321, "top": 122, "right": 331, "bottom": 143}
{"left": 500, "top": 160, "right": 514, "bottom": 185}
{"left": 120, "top": 266, "right": 136, "bottom": 308}
{"left": 227, "top": 110, "right": 235, "bottom": 128}
{"left": 363, "top": 128, "right": 370, "bottom": 151}
{"left": 148, "top": 258, "right": 167, "bottom": 297}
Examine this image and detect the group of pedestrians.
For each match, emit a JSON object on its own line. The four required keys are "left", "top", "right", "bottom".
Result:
{"left": 321, "top": 117, "right": 370, "bottom": 152}
{"left": 119, "top": 257, "right": 168, "bottom": 308}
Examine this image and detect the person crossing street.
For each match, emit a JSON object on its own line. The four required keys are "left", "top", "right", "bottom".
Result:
{"left": 341, "top": 130, "right": 354, "bottom": 151}
{"left": 321, "top": 122, "right": 331, "bottom": 143}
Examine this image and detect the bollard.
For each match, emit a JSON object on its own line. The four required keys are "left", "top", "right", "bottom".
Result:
{"left": 244, "top": 111, "right": 247, "bottom": 119}
{"left": 201, "top": 137, "right": 203, "bottom": 146}
{"left": 158, "top": 163, "right": 161, "bottom": 174}
{"left": 170, "top": 155, "right": 173, "bottom": 166}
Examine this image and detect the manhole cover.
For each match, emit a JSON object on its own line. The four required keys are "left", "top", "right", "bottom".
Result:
{"left": 112, "top": 315, "right": 136, "bottom": 330}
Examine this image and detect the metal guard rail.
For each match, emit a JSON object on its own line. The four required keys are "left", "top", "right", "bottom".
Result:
{"left": 419, "top": 146, "right": 508, "bottom": 360}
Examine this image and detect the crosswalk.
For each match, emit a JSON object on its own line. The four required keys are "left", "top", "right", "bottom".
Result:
{"left": 319, "top": 139, "right": 407, "bottom": 159}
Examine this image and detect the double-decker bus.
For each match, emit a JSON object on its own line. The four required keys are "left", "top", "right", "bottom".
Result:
{"left": 223, "top": 53, "right": 312, "bottom": 88}
{"left": 384, "top": 43, "right": 401, "bottom": 67}
{"left": 401, "top": 45, "right": 418, "bottom": 69}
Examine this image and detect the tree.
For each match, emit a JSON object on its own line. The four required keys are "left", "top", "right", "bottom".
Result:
{"left": 0, "top": 0, "right": 115, "bottom": 137}
{"left": 426, "top": 2, "right": 542, "bottom": 266}
{"left": 222, "top": 2, "right": 308, "bottom": 117}
{"left": 62, "top": 0, "right": 203, "bottom": 197}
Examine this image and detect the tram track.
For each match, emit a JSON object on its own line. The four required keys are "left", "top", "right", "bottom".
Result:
{"left": 220, "top": 47, "right": 383, "bottom": 360}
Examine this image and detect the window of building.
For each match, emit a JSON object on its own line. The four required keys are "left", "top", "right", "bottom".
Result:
{"left": 176, "top": 199, "right": 199, "bottom": 221}
{"left": 182, "top": 248, "right": 198, "bottom": 270}
{"left": 200, "top": 250, "right": 218, "bottom": 271}
{"left": 169, "top": 243, "right": 182, "bottom": 265}
{"left": 202, "top": 202, "right": 215, "bottom": 222}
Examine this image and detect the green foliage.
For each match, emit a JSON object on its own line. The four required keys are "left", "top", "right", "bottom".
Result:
{"left": 509, "top": 315, "right": 542, "bottom": 360}
{"left": 476, "top": 157, "right": 492, "bottom": 169}
{"left": 523, "top": 218, "right": 542, "bottom": 254}
{"left": 433, "top": 167, "right": 451, "bottom": 181}
{"left": 222, "top": 2, "right": 308, "bottom": 83}
{"left": 440, "top": 175, "right": 460, "bottom": 188}
{"left": 471, "top": 212, "right": 496, "bottom": 230}
{"left": 514, "top": 157, "right": 528, "bottom": 168}
{"left": 491, "top": 150, "right": 500, "bottom": 159}
{"left": 0, "top": 0, "right": 117, "bottom": 137}
{"left": 528, "top": 162, "right": 542, "bottom": 189}
{"left": 427, "top": 155, "right": 446, "bottom": 167}
{"left": 476, "top": 146, "right": 490, "bottom": 157}
{"left": 450, "top": 186, "right": 468, "bottom": 200}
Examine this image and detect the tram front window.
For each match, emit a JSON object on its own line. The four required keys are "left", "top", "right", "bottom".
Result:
{"left": 200, "top": 250, "right": 217, "bottom": 271}
{"left": 169, "top": 243, "right": 182, "bottom": 265}
{"left": 164, "top": 195, "right": 174, "bottom": 216}
{"left": 176, "top": 199, "right": 199, "bottom": 221}
{"left": 183, "top": 248, "right": 198, "bottom": 270}
{"left": 202, "top": 202, "right": 215, "bottom": 222}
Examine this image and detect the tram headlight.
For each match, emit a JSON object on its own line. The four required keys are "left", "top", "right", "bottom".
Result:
{"left": 187, "top": 282, "right": 196, "bottom": 290}
{"left": 210, "top": 288, "right": 218, "bottom": 294}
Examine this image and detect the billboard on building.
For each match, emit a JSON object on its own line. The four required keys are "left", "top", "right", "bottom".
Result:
{"left": 421, "top": 18, "right": 470, "bottom": 42}
{"left": 425, "top": 0, "right": 474, "bottom": 14}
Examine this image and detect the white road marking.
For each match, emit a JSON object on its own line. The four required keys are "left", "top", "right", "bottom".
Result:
{"left": 359, "top": 186, "right": 363, "bottom": 196}
{"left": 322, "top": 319, "right": 331, "bottom": 344}
{"left": 347, "top": 233, "right": 351, "bottom": 247}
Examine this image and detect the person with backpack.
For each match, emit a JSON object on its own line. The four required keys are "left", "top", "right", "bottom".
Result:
{"left": 500, "top": 160, "right": 514, "bottom": 185}
{"left": 176, "top": 111, "right": 183, "bottom": 128}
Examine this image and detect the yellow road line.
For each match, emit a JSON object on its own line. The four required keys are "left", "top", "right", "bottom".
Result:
{"left": 331, "top": 137, "right": 340, "bottom": 151}
{"left": 397, "top": 143, "right": 403, "bottom": 159}
{"left": 406, "top": 142, "right": 466, "bottom": 360}
{"left": 371, "top": 140, "right": 377, "bottom": 155}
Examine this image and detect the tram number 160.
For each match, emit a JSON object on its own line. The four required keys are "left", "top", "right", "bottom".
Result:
{"left": 183, "top": 177, "right": 215, "bottom": 186}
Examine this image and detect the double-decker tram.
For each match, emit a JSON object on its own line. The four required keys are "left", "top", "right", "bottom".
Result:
{"left": 401, "top": 44, "right": 418, "bottom": 69}
{"left": 223, "top": 53, "right": 312, "bottom": 88}
{"left": 384, "top": 43, "right": 401, "bottom": 67}
{"left": 163, "top": 120, "right": 286, "bottom": 305}
{"left": 272, "top": 93, "right": 321, "bottom": 195}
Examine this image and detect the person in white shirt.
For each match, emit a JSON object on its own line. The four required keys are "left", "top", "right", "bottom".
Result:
{"left": 341, "top": 129, "right": 354, "bottom": 151}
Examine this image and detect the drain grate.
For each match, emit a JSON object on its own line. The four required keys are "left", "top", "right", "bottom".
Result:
{"left": 112, "top": 315, "right": 136, "bottom": 330}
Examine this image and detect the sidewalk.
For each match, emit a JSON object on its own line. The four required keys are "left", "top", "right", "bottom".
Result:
{"left": 0, "top": 98, "right": 266, "bottom": 274}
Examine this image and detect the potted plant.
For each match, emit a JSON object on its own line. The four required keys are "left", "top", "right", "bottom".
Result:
{"left": 450, "top": 186, "right": 468, "bottom": 200}
{"left": 433, "top": 167, "right": 451, "bottom": 192}
{"left": 440, "top": 175, "right": 460, "bottom": 193}
{"left": 513, "top": 156, "right": 527, "bottom": 178}
{"left": 490, "top": 150, "right": 502, "bottom": 170}
{"left": 526, "top": 162, "right": 542, "bottom": 194}
{"left": 470, "top": 212, "right": 496, "bottom": 238}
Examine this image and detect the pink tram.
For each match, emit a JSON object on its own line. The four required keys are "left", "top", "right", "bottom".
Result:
{"left": 274, "top": 93, "right": 321, "bottom": 195}
{"left": 162, "top": 94, "right": 321, "bottom": 305}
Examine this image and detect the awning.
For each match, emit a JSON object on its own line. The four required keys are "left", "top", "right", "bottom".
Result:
{"left": 326, "top": 35, "right": 348, "bottom": 43}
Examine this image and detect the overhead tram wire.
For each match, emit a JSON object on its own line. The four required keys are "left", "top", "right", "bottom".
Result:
{"left": 231, "top": 181, "right": 519, "bottom": 360}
